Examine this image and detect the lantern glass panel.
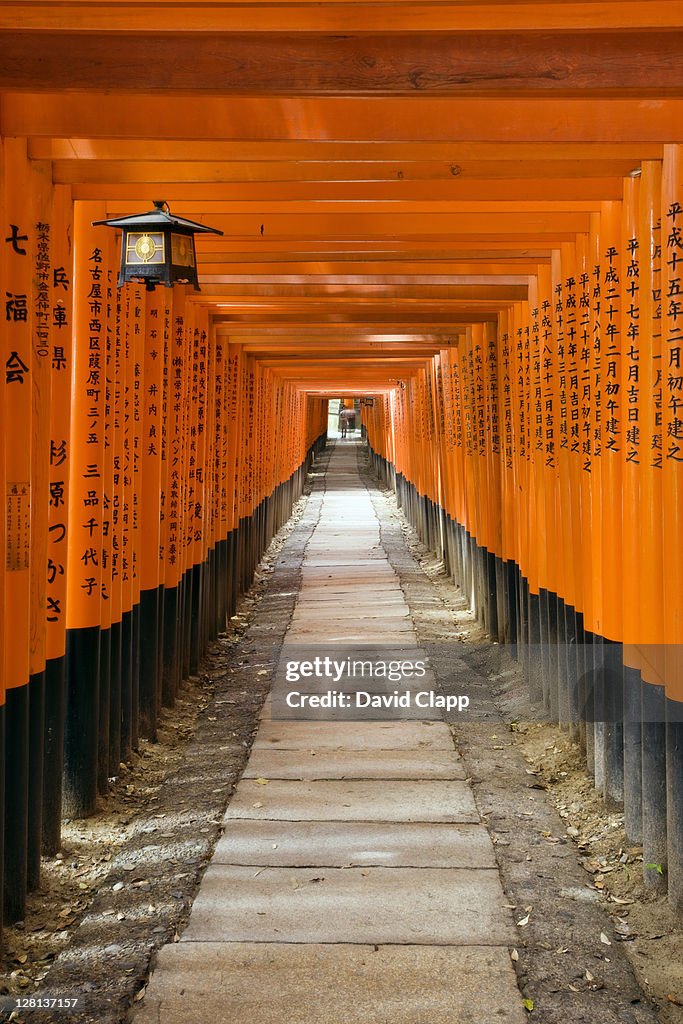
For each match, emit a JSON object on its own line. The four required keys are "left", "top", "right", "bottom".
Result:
{"left": 125, "top": 231, "right": 165, "bottom": 266}
{"left": 171, "top": 233, "right": 195, "bottom": 268}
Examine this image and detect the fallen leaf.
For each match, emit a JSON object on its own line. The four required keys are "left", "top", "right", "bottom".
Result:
{"left": 254, "top": 778, "right": 269, "bottom": 786}
{"left": 511, "top": 949, "right": 519, "bottom": 962}
{"left": 517, "top": 915, "right": 530, "bottom": 927}
{"left": 600, "top": 932, "right": 612, "bottom": 946}
{"left": 523, "top": 998, "right": 534, "bottom": 1012}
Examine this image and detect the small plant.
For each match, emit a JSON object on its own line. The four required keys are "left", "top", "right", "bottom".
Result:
{"left": 645, "top": 862, "right": 664, "bottom": 876}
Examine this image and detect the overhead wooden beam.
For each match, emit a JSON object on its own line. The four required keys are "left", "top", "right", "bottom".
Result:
{"left": 30, "top": 139, "right": 664, "bottom": 162}
{"left": 197, "top": 263, "right": 542, "bottom": 276}
{"left": 237, "top": 341, "right": 455, "bottom": 352}
{"left": 71, "top": 179, "right": 625, "bottom": 205}
{"left": 193, "top": 242, "right": 555, "bottom": 257}
{"left": 186, "top": 284, "right": 529, "bottom": 299}
{"left": 96, "top": 200, "right": 599, "bottom": 215}
{"left": 3, "top": 31, "right": 683, "bottom": 95}
{"left": 120, "top": 210, "right": 589, "bottom": 234}
{"left": 61, "top": 162, "right": 637, "bottom": 185}
{"left": 194, "top": 274, "right": 532, "bottom": 286}
{"left": 213, "top": 332, "right": 466, "bottom": 344}
{"left": 211, "top": 314, "right": 505, "bottom": 326}
{"left": 2, "top": 2, "right": 681, "bottom": 34}
{"left": 7, "top": 93, "right": 683, "bottom": 143}
{"left": 85, "top": 184, "right": 617, "bottom": 206}
{"left": 211, "top": 322, "right": 490, "bottom": 334}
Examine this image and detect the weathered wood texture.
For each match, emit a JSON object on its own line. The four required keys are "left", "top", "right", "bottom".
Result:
{"left": 2, "top": 31, "right": 683, "bottom": 95}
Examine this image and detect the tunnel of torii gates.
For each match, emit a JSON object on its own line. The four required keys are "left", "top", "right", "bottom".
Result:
{"left": 1, "top": 0, "right": 683, "bottom": 938}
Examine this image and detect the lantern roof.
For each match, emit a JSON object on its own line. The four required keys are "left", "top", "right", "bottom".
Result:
{"left": 93, "top": 200, "right": 223, "bottom": 236}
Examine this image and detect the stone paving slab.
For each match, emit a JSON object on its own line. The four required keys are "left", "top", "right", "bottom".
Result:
{"left": 294, "top": 592, "right": 403, "bottom": 601}
{"left": 289, "top": 612, "right": 411, "bottom": 624}
{"left": 299, "top": 570, "right": 398, "bottom": 580}
{"left": 180, "top": 866, "right": 513, "bottom": 944}
{"left": 226, "top": 779, "right": 479, "bottom": 822}
{"left": 135, "top": 944, "right": 526, "bottom": 1024}
{"left": 291, "top": 603, "right": 410, "bottom": 616}
{"left": 294, "top": 593, "right": 407, "bottom": 603}
{"left": 307, "top": 538, "right": 379, "bottom": 544}
{"left": 284, "top": 633, "right": 419, "bottom": 644}
{"left": 213, "top": 820, "right": 494, "bottom": 867}
{"left": 304, "top": 558, "right": 388, "bottom": 566}
{"left": 253, "top": 720, "right": 455, "bottom": 749}
{"left": 297, "top": 580, "right": 399, "bottom": 591}
{"left": 286, "top": 620, "right": 415, "bottom": 635}
{"left": 275, "top": 645, "right": 428, "bottom": 659}
{"left": 242, "top": 748, "right": 466, "bottom": 780}
{"left": 289, "top": 614, "right": 412, "bottom": 627}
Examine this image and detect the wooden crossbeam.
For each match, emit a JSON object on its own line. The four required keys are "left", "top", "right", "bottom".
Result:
{"left": 2, "top": 2, "right": 681, "bottom": 34}
{"left": 3, "top": 31, "right": 683, "bottom": 95}
{"left": 7, "top": 93, "right": 683, "bottom": 143}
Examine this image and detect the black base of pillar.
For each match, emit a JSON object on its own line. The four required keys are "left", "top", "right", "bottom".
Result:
{"left": 138, "top": 587, "right": 160, "bottom": 741}
{"left": 64, "top": 626, "right": 100, "bottom": 819}
{"left": 97, "top": 628, "right": 111, "bottom": 795}
{"left": 642, "top": 680, "right": 667, "bottom": 890}
{"left": 120, "top": 610, "right": 133, "bottom": 763}
{"left": 161, "top": 584, "right": 179, "bottom": 707}
{"left": 27, "top": 671, "right": 45, "bottom": 890}
{"left": 666, "top": 706, "right": 683, "bottom": 910}
{"left": 108, "top": 620, "right": 122, "bottom": 777}
{"left": 42, "top": 655, "right": 66, "bottom": 855}
{"left": 4, "top": 687, "right": 28, "bottom": 923}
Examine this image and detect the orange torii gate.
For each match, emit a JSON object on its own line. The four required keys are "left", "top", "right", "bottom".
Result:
{"left": 363, "top": 147, "right": 683, "bottom": 909}
{"left": 1, "top": 0, "right": 683, "bottom": 935}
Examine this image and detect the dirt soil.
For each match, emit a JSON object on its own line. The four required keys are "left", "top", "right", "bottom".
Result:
{"left": 0, "top": 460, "right": 325, "bottom": 1024}
{"left": 362, "top": 448, "right": 683, "bottom": 1024}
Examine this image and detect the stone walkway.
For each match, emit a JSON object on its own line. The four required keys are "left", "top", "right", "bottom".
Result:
{"left": 136, "top": 441, "right": 526, "bottom": 1024}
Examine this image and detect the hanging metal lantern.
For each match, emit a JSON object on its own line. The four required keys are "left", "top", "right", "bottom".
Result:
{"left": 93, "top": 200, "right": 223, "bottom": 292}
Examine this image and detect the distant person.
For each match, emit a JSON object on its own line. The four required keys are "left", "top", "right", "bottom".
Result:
{"left": 340, "top": 406, "right": 354, "bottom": 438}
